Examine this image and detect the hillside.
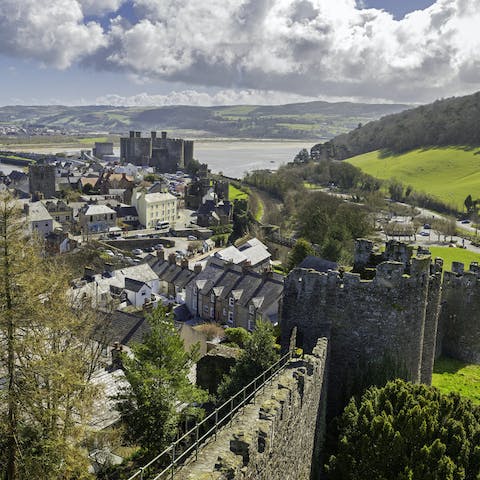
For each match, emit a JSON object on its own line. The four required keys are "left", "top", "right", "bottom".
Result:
{"left": 0, "top": 102, "right": 408, "bottom": 140}
{"left": 311, "top": 91, "right": 480, "bottom": 159}
{"left": 347, "top": 147, "right": 480, "bottom": 209}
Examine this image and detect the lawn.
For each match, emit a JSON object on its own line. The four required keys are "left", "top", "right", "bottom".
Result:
{"left": 229, "top": 184, "right": 249, "bottom": 201}
{"left": 432, "top": 357, "right": 480, "bottom": 404}
{"left": 347, "top": 147, "right": 480, "bottom": 210}
{"left": 425, "top": 246, "right": 480, "bottom": 272}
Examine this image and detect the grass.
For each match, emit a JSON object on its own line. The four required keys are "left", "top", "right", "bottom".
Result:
{"left": 425, "top": 246, "right": 480, "bottom": 271}
{"left": 432, "top": 357, "right": 480, "bottom": 404}
{"left": 347, "top": 147, "right": 480, "bottom": 210}
{"left": 229, "top": 184, "right": 249, "bottom": 201}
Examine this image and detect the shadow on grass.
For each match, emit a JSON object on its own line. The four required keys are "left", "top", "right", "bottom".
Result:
{"left": 433, "top": 356, "right": 467, "bottom": 375}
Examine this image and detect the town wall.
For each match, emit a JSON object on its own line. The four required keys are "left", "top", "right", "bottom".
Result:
{"left": 179, "top": 338, "right": 328, "bottom": 480}
{"left": 438, "top": 262, "right": 480, "bottom": 363}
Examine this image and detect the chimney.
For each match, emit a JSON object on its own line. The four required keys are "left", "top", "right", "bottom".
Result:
{"left": 161, "top": 131, "right": 167, "bottom": 139}
{"left": 135, "top": 131, "right": 141, "bottom": 138}
{"left": 111, "top": 342, "right": 123, "bottom": 370}
{"left": 194, "top": 263, "right": 203, "bottom": 274}
{"left": 168, "top": 253, "right": 177, "bottom": 265}
{"left": 181, "top": 258, "right": 189, "bottom": 269}
{"left": 157, "top": 249, "right": 165, "bottom": 261}
{"left": 151, "top": 131, "right": 157, "bottom": 139}
{"left": 129, "top": 130, "right": 135, "bottom": 138}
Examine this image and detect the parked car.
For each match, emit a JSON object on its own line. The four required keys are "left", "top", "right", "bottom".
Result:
{"left": 104, "top": 249, "right": 115, "bottom": 257}
{"left": 153, "top": 244, "right": 164, "bottom": 250}
{"left": 144, "top": 246, "right": 155, "bottom": 253}
{"left": 132, "top": 248, "right": 143, "bottom": 255}
{"left": 461, "top": 219, "right": 471, "bottom": 224}
{"left": 187, "top": 235, "right": 198, "bottom": 241}
{"left": 423, "top": 224, "right": 431, "bottom": 229}
{"left": 419, "top": 231, "right": 430, "bottom": 236}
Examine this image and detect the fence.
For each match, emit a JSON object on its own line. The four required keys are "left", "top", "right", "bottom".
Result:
{"left": 127, "top": 350, "right": 293, "bottom": 480}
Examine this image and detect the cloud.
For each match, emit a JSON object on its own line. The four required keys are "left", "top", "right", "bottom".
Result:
{"left": 0, "top": 0, "right": 106, "bottom": 68}
{"left": 2, "top": 0, "right": 480, "bottom": 102}
{"left": 79, "top": 0, "right": 125, "bottom": 16}
{"left": 95, "top": 89, "right": 316, "bottom": 106}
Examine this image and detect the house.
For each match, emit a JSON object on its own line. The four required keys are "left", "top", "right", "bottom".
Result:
{"left": 45, "top": 230, "right": 76, "bottom": 255}
{"left": 72, "top": 263, "right": 160, "bottom": 310}
{"left": 116, "top": 205, "right": 139, "bottom": 229}
{"left": 131, "top": 188, "right": 177, "bottom": 228}
{"left": 197, "top": 199, "right": 232, "bottom": 227}
{"left": 185, "top": 256, "right": 283, "bottom": 331}
{"left": 213, "top": 238, "right": 271, "bottom": 272}
{"left": 78, "top": 204, "right": 117, "bottom": 233}
{"left": 25, "top": 201, "right": 54, "bottom": 238}
{"left": 43, "top": 200, "right": 74, "bottom": 231}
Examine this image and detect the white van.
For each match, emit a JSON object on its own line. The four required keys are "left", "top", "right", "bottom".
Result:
{"left": 155, "top": 221, "right": 170, "bottom": 230}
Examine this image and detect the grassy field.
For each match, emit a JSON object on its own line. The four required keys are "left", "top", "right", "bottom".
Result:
{"left": 229, "top": 184, "right": 249, "bottom": 201}
{"left": 425, "top": 246, "right": 480, "bottom": 271}
{"left": 347, "top": 147, "right": 480, "bottom": 210}
{"left": 432, "top": 357, "right": 480, "bottom": 404}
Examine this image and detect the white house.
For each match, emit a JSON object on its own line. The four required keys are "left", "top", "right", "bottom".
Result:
{"left": 131, "top": 188, "right": 177, "bottom": 228}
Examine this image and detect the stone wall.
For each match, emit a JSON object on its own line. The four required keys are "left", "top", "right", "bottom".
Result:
{"left": 179, "top": 338, "right": 328, "bottom": 480}
{"left": 438, "top": 262, "right": 480, "bottom": 363}
{"left": 281, "top": 254, "right": 442, "bottom": 411}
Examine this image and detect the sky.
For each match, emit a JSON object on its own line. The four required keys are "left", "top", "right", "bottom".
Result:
{"left": 0, "top": 0, "right": 479, "bottom": 107}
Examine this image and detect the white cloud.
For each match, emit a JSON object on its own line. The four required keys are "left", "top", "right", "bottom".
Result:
{"left": 0, "top": 0, "right": 106, "bottom": 68}
{"left": 95, "top": 89, "right": 316, "bottom": 106}
{"left": 103, "top": 0, "right": 480, "bottom": 102}
{"left": 2, "top": 0, "right": 480, "bottom": 102}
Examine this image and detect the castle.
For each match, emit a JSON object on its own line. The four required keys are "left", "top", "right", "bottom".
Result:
{"left": 120, "top": 131, "right": 194, "bottom": 173}
{"left": 281, "top": 239, "right": 480, "bottom": 411}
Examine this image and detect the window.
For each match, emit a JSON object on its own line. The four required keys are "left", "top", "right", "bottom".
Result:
{"left": 229, "top": 297, "right": 234, "bottom": 307}
{"left": 55, "top": 216, "right": 60, "bottom": 221}
{"left": 248, "top": 318, "right": 254, "bottom": 331}
{"left": 227, "top": 311, "right": 234, "bottom": 325}
{"left": 66, "top": 216, "right": 70, "bottom": 220}
{"left": 203, "top": 305, "right": 209, "bottom": 313}
{"left": 249, "top": 304, "right": 255, "bottom": 314}
{"left": 210, "top": 307, "right": 214, "bottom": 318}
{"left": 210, "top": 293, "right": 215, "bottom": 303}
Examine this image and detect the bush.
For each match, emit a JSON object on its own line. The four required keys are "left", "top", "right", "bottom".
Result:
{"left": 224, "top": 327, "right": 250, "bottom": 348}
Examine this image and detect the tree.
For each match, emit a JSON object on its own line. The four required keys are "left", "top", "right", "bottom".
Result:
{"left": 293, "top": 148, "right": 310, "bottom": 164}
{"left": 0, "top": 192, "right": 103, "bottom": 479}
{"left": 388, "top": 180, "right": 404, "bottom": 202}
{"left": 464, "top": 194, "right": 474, "bottom": 213}
{"left": 217, "top": 320, "right": 279, "bottom": 402}
{"left": 287, "top": 238, "right": 315, "bottom": 270}
{"left": 115, "top": 305, "right": 207, "bottom": 456}
{"left": 326, "top": 379, "right": 480, "bottom": 480}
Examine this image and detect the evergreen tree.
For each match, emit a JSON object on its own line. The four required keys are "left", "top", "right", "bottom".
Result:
{"left": 287, "top": 238, "right": 315, "bottom": 270}
{"left": 115, "top": 305, "right": 207, "bottom": 456}
{"left": 326, "top": 379, "right": 480, "bottom": 480}
{"left": 0, "top": 192, "right": 103, "bottom": 479}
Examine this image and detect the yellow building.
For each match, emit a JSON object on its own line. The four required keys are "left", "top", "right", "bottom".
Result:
{"left": 132, "top": 188, "right": 178, "bottom": 228}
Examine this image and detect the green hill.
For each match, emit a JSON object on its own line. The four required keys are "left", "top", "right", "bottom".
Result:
{"left": 0, "top": 102, "right": 407, "bottom": 140}
{"left": 311, "top": 90, "right": 480, "bottom": 160}
{"left": 347, "top": 147, "right": 480, "bottom": 209}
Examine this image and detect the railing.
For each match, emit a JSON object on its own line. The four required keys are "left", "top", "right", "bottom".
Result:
{"left": 127, "top": 350, "right": 293, "bottom": 480}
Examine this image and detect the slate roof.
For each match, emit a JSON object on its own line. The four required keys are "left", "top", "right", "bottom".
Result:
{"left": 83, "top": 204, "right": 116, "bottom": 216}
{"left": 124, "top": 277, "right": 147, "bottom": 293}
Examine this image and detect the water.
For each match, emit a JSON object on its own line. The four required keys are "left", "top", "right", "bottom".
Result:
{"left": 194, "top": 141, "right": 315, "bottom": 178}
{"left": 5, "top": 140, "right": 316, "bottom": 179}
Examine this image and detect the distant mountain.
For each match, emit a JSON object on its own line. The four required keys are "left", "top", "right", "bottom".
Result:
{"left": 0, "top": 101, "right": 409, "bottom": 140}
{"left": 311, "top": 91, "right": 480, "bottom": 159}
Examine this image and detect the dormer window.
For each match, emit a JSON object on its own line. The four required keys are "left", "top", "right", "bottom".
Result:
{"left": 249, "top": 304, "right": 255, "bottom": 314}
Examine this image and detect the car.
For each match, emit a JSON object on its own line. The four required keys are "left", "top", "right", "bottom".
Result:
{"left": 423, "top": 224, "right": 431, "bottom": 229}
{"left": 419, "top": 231, "right": 430, "bottom": 236}
{"left": 132, "top": 248, "right": 143, "bottom": 255}
{"left": 144, "top": 246, "right": 155, "bottom": 253}
{"left": 461, "top": 219, "right": 471, "bottom": 224}
{"left": 104, "top": 249, "right": 115, "bottom": 257}
{"left": 153, "top": 244, "right": 164, "bottom": 250}
{"left": 187, "top": 235, "right": 198, "bottom": 241}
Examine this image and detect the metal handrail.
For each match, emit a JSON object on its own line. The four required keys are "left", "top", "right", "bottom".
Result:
{"left": 127, "top": 350, "right": 292, "bottom": 480}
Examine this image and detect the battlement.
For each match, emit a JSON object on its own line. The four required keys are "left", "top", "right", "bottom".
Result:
{"left": 178, "top": 339, "right": 328, "bottom": 480}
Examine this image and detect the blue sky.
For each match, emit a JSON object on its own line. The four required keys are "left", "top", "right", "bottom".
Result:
{"left": 0, "top": 0, "right": 478, "bottom": 106}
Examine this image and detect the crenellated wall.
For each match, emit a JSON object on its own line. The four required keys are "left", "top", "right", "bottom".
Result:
{"left": 179, "top": 338, "right": 328, "bottom": 480}
{"left": 438, "top": 261, "right": 480, "bottom": 363}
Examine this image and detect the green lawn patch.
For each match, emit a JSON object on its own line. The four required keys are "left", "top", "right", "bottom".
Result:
{"left": 229, "top": 184, "right": 249, "bottom": 201}
{"left": 425, "top": 246, "right": 480, "bottom": 271}
{"left": 347, "top": 147, "right": 480, "bottom": 210}
{"left": 432, "top": 357, "right": 480, "bottom": 404}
